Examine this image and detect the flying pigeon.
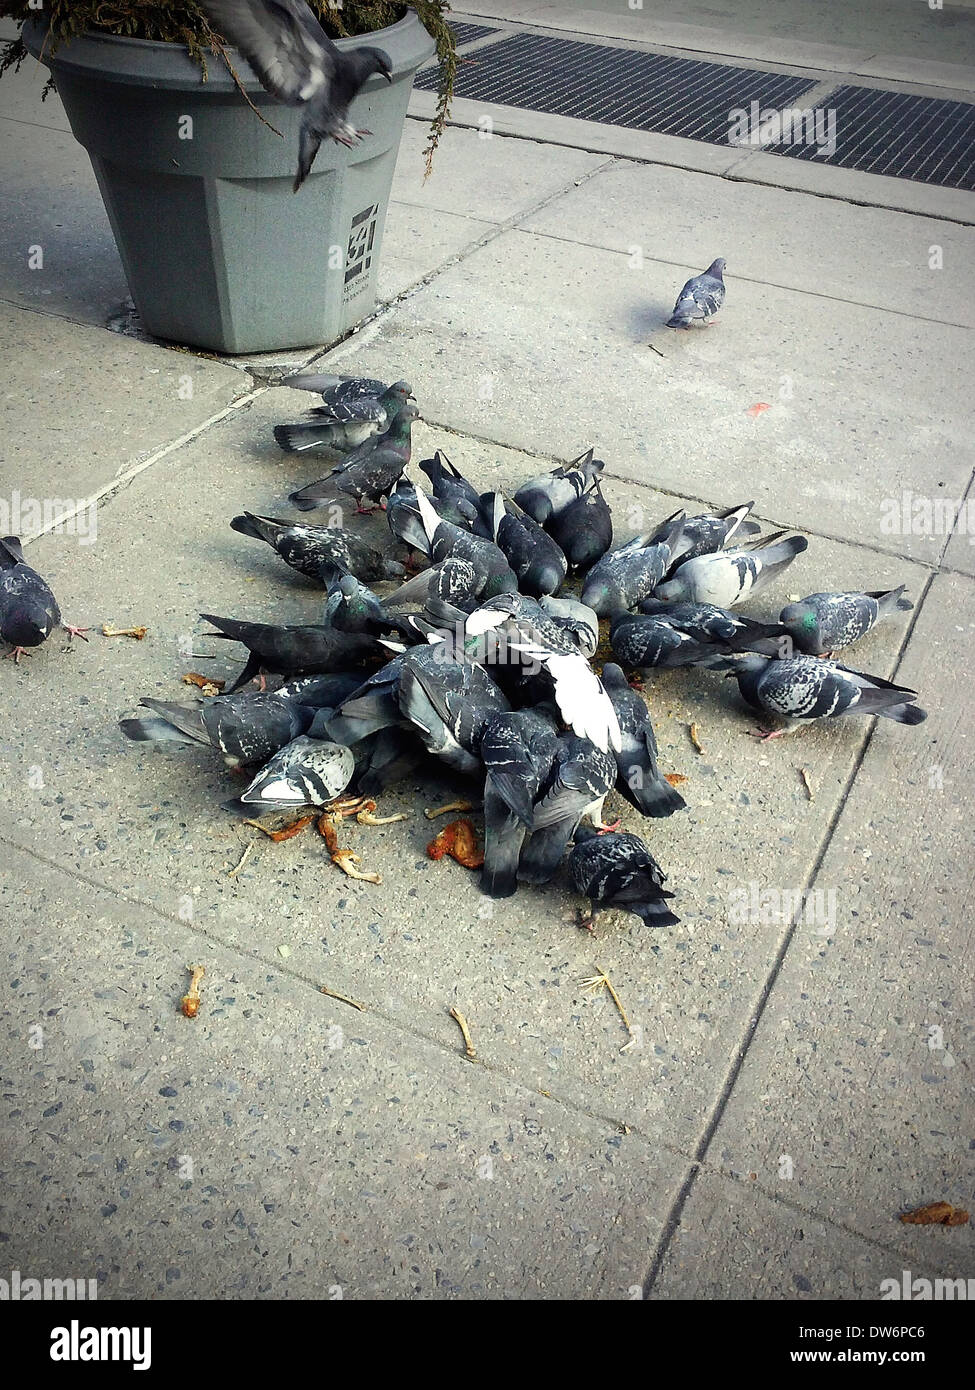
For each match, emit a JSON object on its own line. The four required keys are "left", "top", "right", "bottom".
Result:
{"left": 480, "top": 707, "right": 561, "bottom": 899}
{"left": 289, "top": 403, "right": 418, "bottom": 513}
{"left": 119, "top": 685, "right": 325, "bottom": 768}
{"left": 198, "top": 0, "right": 393, "bottom": 191}
{"left": 713, "top": 652, "right": 927, "bottom": 737}
{"left": 581, "top": 516, "right": 685, "bottom": 617}
{"left": 482, "top": 493, "right": 568, "bottom": 598}
{"left": 779, "top": 587, "right": 913, "bottom": 656}
{"left": 599, "top": 664, "right": 686, "bottom": 817}
{"left": 273, "top": 381, "right": 413, "bottom": 454}
{"left": 653, "top": 532, "right": 808, "bottom": 607}
{"left": 200, "top": 612, "right": 381, "bottom": 690}
{"left": 517, "top": 734, "right": 617, "bottom": 885}
{"left": 239, "top": 735, "right": 355, "bottom": 808}
{"left": 548, "top": 479, "right": 613, "bottom": 572}
{"left": 397, "top": 641, "right": 511, "bottom": 775}
{"left": 567, "top": 826, "right": 679, "bottom": 929}
{"left": 666, "top": 258, "right": 726, "bottom": 329}
{"left": 513, "top": 448, "right": 604, "bottom": 525}
{"left": 0, "top": 535, "right": 87, "bottom": 662}
{"left": 230, "top": 512, "right": 405, "bottom": 583}
{"left": 464, "top": 593, "right": 622, "bottom": 753}
{"left": 281, "top": 371, "right": 409, "bottom": 405}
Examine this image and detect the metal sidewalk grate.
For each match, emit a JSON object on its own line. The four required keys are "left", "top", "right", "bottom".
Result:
{"left": 449, "top": 22, "right": 501, "bottom": 48}
{"left": 764, "top": 85, "right": 975, "bottom": 190}
{"left": 415, "top": 31, "right": 818, "bottom": 144}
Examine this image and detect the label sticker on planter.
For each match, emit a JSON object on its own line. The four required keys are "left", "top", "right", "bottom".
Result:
{"left": 343, "top": 204, "right": 379, "bottom": 302}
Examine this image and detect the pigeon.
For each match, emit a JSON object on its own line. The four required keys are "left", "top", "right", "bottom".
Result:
{"left": 419, "top": 451, "right": 482, "bottom": 527}
{"left": 397, "top": 641, "right": 511, "bottom": 775}
{"left": 239, "top": 735, "right": 355, "bottom": 808}
{"left": 653, "top": 501, "right": 760, "bottom": 568}
{"left": 581, "top": 516, "right": 685, "bottom": 617}
{"left": 324, "top": 654, "right": 409, "bottom": 746}
{"left": 280, "top": 371, "right": 408, "bottom": 405}
{"left": 599, "top": 664, "right": 686, "bottom": 817}
{"left": 273, "top": 381, "right": 413, "bottom": 454}
{"left": 779, "top": 587, "right": 913, "bottom": 656}
{"left": 517, "top": 734, "right": 617, "bottom": 885}
{"left": 480, "top": 707, "right": 561, "bottom": 898}
{"left": 610, "top": 614, "right": 715, "bottom": 671}
{"left": 289, "top": 402, "right": 418, "bottom": 512}
{"left": 198, "top": 0, "right": 393, "bottom": 191}
{"left": 653, "top": 533, "right": 808, "bottom": 607}
{"left": 324, "top": 573, "right": 384, "bottom": 633}
{"left": 119, "top": 686, "right": 321, "bottom": 768}
{"left": 200, "top": 612, "right": 381, "bottom": 690}
{"left": 619, "top": 606, "right": 786, "bottom": 666}
{"left": 513, "top": 448, "right": 604, "bottom": 525}
{"left": 547, "top": 478, "right": 614, "bottom": 572}
{"left": 567, "top": 826, "right": 679, "bottom": 929}
{"left": 713, "top": 652, "right": 927, "bottom": 736}
{"left": 230, "top": 512, "right": 404, "bottom": 583}
{"left": 483, "top": 493, "right": 568, "bottom": 598}
{"left": 352, "top": 725, "right": 423, "bottom": 797}
{"left": 0, "top": 535, "right": 87, "bottom": 661}
{"left": 636, "top": 598, "right": 784, "bottom": 649}
{"left": 410, "top": 488, "right": 518, "bottom": 600}
{"left": 385, "top": 477, "right": 430, "bottom": 556}
{"left": 666, "top": 258, "right": 726, "bottom": 329}
{"left": 538, "top": 594, "right": 599, "bottom": 659}
{"left": 464, "top": 593, "right": 622, "bottom": 753}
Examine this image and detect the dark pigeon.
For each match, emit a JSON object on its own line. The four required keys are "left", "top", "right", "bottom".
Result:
{"left": 480, "top": 707, "right": 561, "bottom": 899}
{"left": 198, "top": 0, "right": 393, "bottom": 191}
{"left": 518, "top": 734, "right": 617, "bottom": 885}
{"left": 200, "top": 612, "right": 381, "bottom": 691}
{"left": 547, "top": 478, "right": 613, "bottom": 572}
{"left": 654, "top": 532, "right": 808, "bottom": 607}
{"left": 230, "top": 512, "right": 404, "bottom": 583}
{"left": 289, "top": 402, "right": 418, "bottom": 512}
{"left": 273, "top": 380, "right": 413, "bottom": 454}
{"left": 482, "top": 493, "right": 568, "bottom": 598}
{"left": 0, "top": 535, "right": 87, "bottom": 661}
{"left": 324, "top": 573, "right": 384, "bottom": 633}
{"left": 568, "top": 825, "right": 679, "bottom": 928}
{"left": 397, "top": 641, "right": 511, "bottom": 775}
{"left": 120, "top": 686, "right": 321, "bottom": 768}
{"left": 411, "top": 488, "right": 518, "bottom": 600}
{"left": 666, "top": 258, "right": 726, "bottom": 328}
{"left": 324, "top": 655, "right": 409, "bottom": 746}
{"left": 611, "top": 613, "right": 714, "bottom": 670}
{"left": 580, "top": 515, "right": 685, "bottom": 617}
{"left": 779, "top": 587, "right": 913, "bottom": 656}
{"left": 419, "top": 451, "right": 482, "bottom": 527}
{"left": 637, "top": 598, "right": 784, "bottom": 648}
{"left": 513, "top": 447, "right": 604, "bottom": 525}
{"left": 599, "top": 664, "right": 686, "bottom": 817}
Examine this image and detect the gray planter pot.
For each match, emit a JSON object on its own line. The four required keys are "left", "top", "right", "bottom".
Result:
{"left": 23, "top": 12, "right": 435, "bottom": 353}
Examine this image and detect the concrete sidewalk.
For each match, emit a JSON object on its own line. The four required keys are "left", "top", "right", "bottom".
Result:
{"left": 0, "top": 10, "right": 973, "bottom": 1300}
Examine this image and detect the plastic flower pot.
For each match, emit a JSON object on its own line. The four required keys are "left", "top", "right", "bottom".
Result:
{"left": 23, "top": 12, "right": 435, "bottom": 353}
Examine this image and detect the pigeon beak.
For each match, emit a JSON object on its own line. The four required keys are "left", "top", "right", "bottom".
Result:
{"left": 382, "top": 69, "right": 393, "bottom": 84}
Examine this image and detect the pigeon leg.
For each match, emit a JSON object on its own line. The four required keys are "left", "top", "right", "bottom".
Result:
{"left": 3, "top": 646, "right": 31, "bottom": 663}
{"left": 747, "top": 727, "right": 786, "bottom": 741}
{"left": 577, "top": 909, "right": 596, "bottom": 932}
{"left": 626, "top": 672, "right": 645, "bottom": 691}
{"left": 596, "top": 817, "right": 622, "bottom": 833}
{"left": 243, "top": 814, "right": 315, "bottom": 842}
{"left": 63, "top": 624, "right": 90, "bottom": 642}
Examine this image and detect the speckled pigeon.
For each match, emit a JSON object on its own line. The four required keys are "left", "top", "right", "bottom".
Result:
{"left": 654, "top": 532, "right": 808, "bottom": 607}
{"left": 239, "top": 735, "right": 355, "bottom": 808}
{"left": 517, "top": 734, "right": 617, "bottom": 885}
{"left": 610, "top": 613, "right": 714, "bottom": 670}
{"left": 120, "top": 686, "right": 322, "bottom": 768}
{"left": 599, "top": 664, "right": 686, "bottom": 817}
{"left": 198, "top": 0, "right": 393, "bottom": 191}
{"left": 273, "top": 381, "right": 413, "bottom": 454}
{"left": 397, "top": 642, "right": 511, "bottom": 775}
{"left": 653, "top": 501, "right": 760, "bottom": 568}
{"left": 580, "top": 515, "right": 685, "bottom": 617}
{"left": 538, "top": 595, "right": 599, "bottom": 659}
{"left": 0, "top": 535, "right": 87, "bottom": 661}
{"left": 636, "top": 598, "right": 784, "bottom": 649}
{"left": 480, "top": 706, "right": 561, "bottom": 899}
{"left": 289, "top": 402, "right": 418, "bottom": 512}
{"left": 281, "top": 371, "right": 407, "bottom": 405}
{"left": 230, "top": 512, "right": 404, "bottom": 583}
{"left": 513, "top": 448, "right": 604, "bottom": 525}
{"left": 779, "top": 587, "right": 913, "bottom": 656}
{"left": 411, "top": 488, "right": 518, "bottom": 600}
{"left": 568, "top": 826, "right": 679, "bottom": 928}
{"left": 666, "top": 258, "right": 726, "bottom": 328}
{"left": 714, "top": 652, "right": 927, "bottom": 736}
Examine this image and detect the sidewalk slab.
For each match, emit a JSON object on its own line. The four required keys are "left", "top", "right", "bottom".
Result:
{"left": 521, "top": 160, "right": 975, "bottom": 323}
{"left": 693, "top": 570, "right": 975, "bottom": 1267}
{"left": 0, "top": 840, "right": 686, "bottom": 1299}
{"left": 648, "top": 1171, "right": 958, "bottom": 1299}
{"left": 0, "top": 393, "right": 930, "bottom": 1154}
{"left": 322, "top": 230, "right": 974, "bottom": 565}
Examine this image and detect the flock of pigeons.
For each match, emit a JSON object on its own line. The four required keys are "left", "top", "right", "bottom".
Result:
{"left": 59, "top": 364, "right": 921, "bottom": 931}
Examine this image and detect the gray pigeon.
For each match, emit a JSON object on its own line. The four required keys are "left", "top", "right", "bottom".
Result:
{"left": 599, "top": 664, "right": 686, "bottom": 817}
{"left": 548, "top": 479, "right": 613, "bottom": 572}
{"left": 230, "top": 512, "right": 404, "bottom": 583}
{"left": 580, "top": 515, "right": 685, "bottom": 617}
{"left": 289, "top": 402, "right": 418, "bottom": 512}
{"left": 480, "top": 707, "right": 561, "bottom": 899}
{"left": 386, "top": 477, "right": 429, "bottom": 556}
{"left": 198, "top": 0, "right": 392, "bottom": 190}
{"left": 713, "top": 652, "right": 927, "bottom": 737}
{"left": 610, "top": 614, "right": 714, "bottom": 671}
{"left": 653, "top": 501, "right": 760, "bottom": 568}
{"left": 281, "top": 371, "right": 406, "bottom": 404}
{"left": 518, "top": 734, "right": 617, "bottom": 885}
{"left": 324, "top": 655, "right": 409, "bottom": 746}
{"left": 0, "top": 535, "right": 87, "bottom": 661}
{"left": 324, "top": 573, "right": 384, "bottom": 633}
{"left": 419, "top": 451, "right": 482, "bottom": 527}
{"left": 410, "top": 488, "right": 518, "bottom": 600}
{"left": 513, "top": 448, "right": 604, "bottom": 525}
{"left": 119, "top": 685, "right": 325, "bottom": 768}
{"left": 779, "top": 587, "right": 913, "bottom": 656}
{"left": 482, "top": 492, "right": 568, "bottom": 598}
{"left": 538, "top": 595, "right": 599, "bottom": 659}
{"left": 273, "top": 381, "right": 413, "bottom": 454}
{"left": 653, "top": 532, "right": 808, "bottom": 607}
{"left": 666, "top": 258, "right": 726, "bottom": 328}
{"left": 397, "top": 642, "right": 511, "bottom": 775}
{"left": 619, "top": 606, "right": 786, "bottom": 666}
{"left": 200, "top": 612, "right": 381, "bottom": 691}
{"left": 637, "top": 598, "right": 783, "bottom": 647}
{"left": 239, "top": 735, "right": 355, "bottom": 807}
{"left": 567, "top": 826, "right": 679, "bottom": 929}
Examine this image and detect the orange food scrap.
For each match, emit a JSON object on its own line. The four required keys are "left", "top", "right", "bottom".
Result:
{"left": 426, "top": 818, "right": 483, "bottom": 869}
{"left": 746, "top": 402, "right": 771, "bottom": 417}
{"left": 180, "top": 964, "right": 205, "bottom": 1019}
{"left": 665, "top": 773, "right": 688, "bottom": 786}
{"left": 181, "top": 672, "right": 225, "bottom": 693}
{"left": 899, "top": 1202, "right": 969, "bottom": 1227}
